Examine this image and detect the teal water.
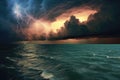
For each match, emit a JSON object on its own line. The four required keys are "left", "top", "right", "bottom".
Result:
{"left": 0, "top": 44, "right": 120, "bottom": 80}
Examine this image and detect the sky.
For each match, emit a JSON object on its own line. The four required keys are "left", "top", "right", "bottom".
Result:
{"left": 0, "top": 0, "right": 120, "bottom": 43}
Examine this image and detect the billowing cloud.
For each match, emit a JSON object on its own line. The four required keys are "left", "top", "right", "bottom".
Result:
{"left": 47, "top": 0, "right": 120, "bottom": 41}
{"left": 0, "top": 0, "right": 120, "bottom": 43}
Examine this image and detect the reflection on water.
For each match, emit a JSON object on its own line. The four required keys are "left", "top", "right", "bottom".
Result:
{"left": 16, "top": 44, "right": 56, "bottom": 80}
{"left": 0, "top": 44, "right": 120, "bottom": 80}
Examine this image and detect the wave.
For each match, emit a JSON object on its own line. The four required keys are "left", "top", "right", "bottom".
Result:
{"left": 40, "top": 71, "right": 54, "bottom": 80}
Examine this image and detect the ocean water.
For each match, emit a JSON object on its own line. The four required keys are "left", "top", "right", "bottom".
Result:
{"left": 0, "top": 44, "right": 120, "bottom": 80}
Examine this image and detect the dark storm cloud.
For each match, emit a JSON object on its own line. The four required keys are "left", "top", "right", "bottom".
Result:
{"left": 43, "top": 0, "right": 103, "bottom": 21}
{"left": 60, "top": 16, "right": 89, "bottom": 38}
{"left": 0, "top": 0, "right": 120, "bottom": 43}
{"left": 0, "top": 0, "right": 15, "bottom": 43}
{"left": 64, "top": 16, "right": 89, "bottom": 37}
{"left": 48, "top": 0, "right": 120, "bottom": 41}
{"left": 48, "top": 16, "right": 90, "bottom": 40}
{"left": 0, "top": 0, "right": 44, "bottom": 43}
{"left": 87, "top": 0, "right": 120, "bottom": 36}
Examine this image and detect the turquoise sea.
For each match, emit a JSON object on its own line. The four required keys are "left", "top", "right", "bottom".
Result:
{"left": 0, "top": 44, "right": 120, "bottom": 80}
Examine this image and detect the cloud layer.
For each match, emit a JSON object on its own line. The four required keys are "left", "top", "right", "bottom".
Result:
{"left": 0, "top": 0, "right": 120, "bottom": 43}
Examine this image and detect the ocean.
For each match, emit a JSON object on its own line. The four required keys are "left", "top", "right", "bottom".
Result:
{"left": 0, "top": 43, "right": 120, "bottom": 80}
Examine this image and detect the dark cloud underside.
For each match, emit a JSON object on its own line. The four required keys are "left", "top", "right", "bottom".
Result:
{"left": 0, "top": 0, "right": 120, "bottom": 43}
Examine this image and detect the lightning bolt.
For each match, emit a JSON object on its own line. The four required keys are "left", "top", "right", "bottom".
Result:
{"left": 13, "top": 3, "right": 22, "bottom": 19}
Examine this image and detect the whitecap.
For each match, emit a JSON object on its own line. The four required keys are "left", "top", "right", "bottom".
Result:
{"left": 40, "top": 71, "right": 54, "bottom": 79}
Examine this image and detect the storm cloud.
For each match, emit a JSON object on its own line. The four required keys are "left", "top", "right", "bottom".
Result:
{"left": 48, "top": 0, "right": 120, "bottom": 41}
{"left": 0, "top": 0, "right": 120, "bottom": 43}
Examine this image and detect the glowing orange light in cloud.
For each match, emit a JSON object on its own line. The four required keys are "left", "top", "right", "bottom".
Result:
{"left": 59, "top": 8, "right": 97, "bottom": 22}
{"left": 51, "top": 7, "right": 97, "bottom": 33}
{"left": 19, "top": 7, "right": 97, "bottom": 40}
{"left": 24, "top": 19, "right": 52, "bottom": 40}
